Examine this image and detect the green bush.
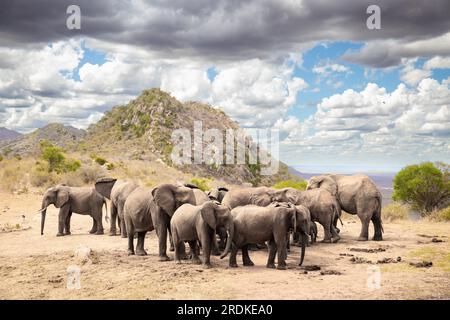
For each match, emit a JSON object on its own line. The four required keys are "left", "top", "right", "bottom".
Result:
{"left": 39, "top": 140, "right": 80, "bottom": 173}
{"left": 272, "top": 179, "right": 307, "bottom": 190}
{"left": 393, "top": 162, "right": 450, "bottom": 215}
{"left": 189, "top": 178, "right": 211, "bottom": 192}
{"left": 0, "top": 155, "right": 3, "bottom": 162}
{"left": 94, "top": 157, "right": 107, "bottom": 166}
{"left": 106, "top": 162, "right": 115, "bottom": 170}
{"left": 382, "top": 202, "right": 410, "bottom": 222}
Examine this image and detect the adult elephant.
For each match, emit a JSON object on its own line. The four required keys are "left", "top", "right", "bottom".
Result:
{"left": 271, "top": 188, "right": 341, "bottom": 243}
{"left": 207, "top": 187, "right": 229, "bottom": 203}
{"left": 183, "top": 183, "right": 210, "bottom": 205}
{"left": 221, "top": 202, "right": 308, "bottom": 269}
{"left": 39, "top": 185, "right": 106, "bottom": 236}
{"left": 171, "top": 201, "right": 234, "bottom": 268}
{"left": 124, "top": 184, "right": 196, "bottom": 259}
{"left": 95, "top": 178, "right": 139, "bottom": 237}
{"left": 307, "top": 174, "right": 383, "bottom": 241}
{"left": 221, "top": 186, "right": 273, "bottom": 209}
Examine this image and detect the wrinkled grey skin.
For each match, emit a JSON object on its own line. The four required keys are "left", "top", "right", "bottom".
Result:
{"left": 221, "top": 186, "right": 273, "bottom": 209}
{"left": 123, "top": 184, "right": 196, "bottom": 259}
{"left": 307, "top": 174, "right": 383, "bottom": 241}
{"left": 170, "top": 201, "right": 234, "bottom": 268}
{"left": 222, "top": 203, "right": 308, "bottom": 269}
{"left": 95, "top": 178, "right": 139, "bottom": 237}
{"left": 271, "top": 188, "right": 341, "bottom": 243}
{"left": 207, "top": 187, "right": 229, "bottom": 250}
{"left": 207, "top": 187, "right": 229, "bottom": 203}
{"left": 40, "top": 185, "right": 106, "bottom": 236}
{"left": 181, "top": 184, "right": 221, "bottom": 256}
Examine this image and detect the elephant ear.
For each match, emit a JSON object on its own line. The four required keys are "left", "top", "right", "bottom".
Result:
{"left": 200, "top": 202, "right": 217, "bottom": 230}
{"left": 152, "top": 185, "right": 176, "bottom": 217}
{"left": 55, "top": 188, "right": 69, "bottom": 208}
{"left": 95, "top": 177, "right": 117, "bottom": 199}
{"left": 317, "top": 176, "right": 338, "bottom": 196}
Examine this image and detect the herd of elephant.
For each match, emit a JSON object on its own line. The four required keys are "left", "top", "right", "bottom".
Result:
{"left": 38, "top": 174, "right": 383, "bottom": 270}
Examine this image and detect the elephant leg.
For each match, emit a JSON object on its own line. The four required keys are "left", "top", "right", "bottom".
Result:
{"left": 169, "top": 227, "right": 187, "bottom": 259}
{"left": 156, "top": 217, "right": 171, "bottom": 261}
{"left": 64, "top": 211, "right": 72, "bottom": 235}
{"left": 95, "top": 215, "right": 104, "bottom": 235}
{"left": 330, "top": 224, "right": 341, "bottom": 243}
{"left": 242, "top": 245, "right": 254, "bottom": 266}
{"left": 120, "top": 218, "right": 127, "bottom": 238}
{"left": 200, "top": 231, "right": 212, "bottom": 268}
{"left": 229, "top": 244, "right": 239, "bottom": 268}
{"left": 57, "top": 207, "right": 70, "bottom": 236}
{"left": 125, "top": 218, "right": 135, "bottom": 255}
{"left": 266, "top": 240, "right": 276, "bottom": 269}
{"left": 275, "top": 235, "right": 287, "bottom": 270}
{"left": 109, "top": 204, "right": 118, "bottom": 236}
{"left": 211, "top": 234, "right": 220, "bottom": 256}
{"left": 321, "top": 222, "right": 332, "bottom": 243}
{"left": 371, "top": 214, "right": 383, "bottom": 241}
{"left": 188, "top": 241, "right": 201, "bottom": 264}
{"left": 89, "top": 219, "right": 97, "bottom": 234}
{"left": 357, "top": 214, "right": 370, "bottom": 241}
{"left": 168, "top": 228, "right": 175, "bottom": 251}
{"left": 136, "top": 231, "right": 147, "bottom": 256}
{"left": 286, "top": 232, "right": 291, "bottom": 253}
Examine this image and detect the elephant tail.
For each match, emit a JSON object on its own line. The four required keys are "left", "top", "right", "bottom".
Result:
{"left": 376, "top": 194, "right": 383, "bottom": 233}
{"left": 103, "top": 199, "right": 109, "bottom": 223}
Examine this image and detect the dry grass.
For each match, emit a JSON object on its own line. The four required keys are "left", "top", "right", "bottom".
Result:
{"left": 425, "top": 206, "right": 450, "bottom": 222}
{"left": 382, "top": 202, "right": 410, "bottom": 222}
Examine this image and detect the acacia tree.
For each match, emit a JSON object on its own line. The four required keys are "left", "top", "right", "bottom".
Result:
{"left": 393, "top": 162, "right": 450, "bottom": 215}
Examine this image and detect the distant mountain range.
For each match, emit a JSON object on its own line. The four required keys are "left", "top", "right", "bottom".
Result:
{"left": 0, "top": 127, "right": 22, "bottom": 142}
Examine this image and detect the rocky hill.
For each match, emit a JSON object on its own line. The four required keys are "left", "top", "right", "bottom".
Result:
{"left": 0, "top": 123, "right": 85, "bottom": 156}
{"left": 1, "top": 89, "right": 295, "bottom": 185}
{"left": 0, "top": 127, "right": 22, "bottom": 142}
{"left": 83, "top": 89, "right": 293, "bottom": 184}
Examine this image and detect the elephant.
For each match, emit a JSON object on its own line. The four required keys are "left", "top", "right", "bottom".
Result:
{"left": 123, "top": 184, "right": 196, "bottom": 259}
{"left": 39, "top": 185, "right": 107, "bottom": 236}
{"left": 95, "top": 178, "right": 139, "bottom": 237}
{"left": 207, "top": 186, "right": 229, "bottom": 250}
{"left": 182, "top": 184, "right": 222, "bottom": 255}
{"left": 307, "top": 174, "right": 383, "bottom": 241}
{"left": 207, "top": 187, "right": 229, "bottom": 203}
{"left": 221, "top": 202, "right": 308, "bottom": 269}
{"left": 271, "top": 188, "right": 341, "bottom": 243}
{"left": 170, "top": 201, "right": 234, "bottom": 268}
{"left": 221, "top": 186, "right": 273, "bottom": 209}
{"left": 183, "top": 183, "right": 210, "bottom": 205}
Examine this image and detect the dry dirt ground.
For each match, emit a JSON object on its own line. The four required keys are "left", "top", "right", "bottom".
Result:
{"left": 0, "top": 192, "right": 449, "bottom": 300}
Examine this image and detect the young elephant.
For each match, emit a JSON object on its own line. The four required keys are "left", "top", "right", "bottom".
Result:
{"left": 39, "top": 185, "right": 107, "bottom": 236}
{"left": 170, "top": 201, "right": 234, "bottom": 268}
{"left": 222, "top": 203, "right": 308, "bottom": 270}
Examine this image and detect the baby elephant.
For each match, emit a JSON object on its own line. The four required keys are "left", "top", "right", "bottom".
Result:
{"left": 222, "top": 202, "right": 309, "bottom": 270}
{"left": 170, "top": 201, "right": 234, "bottom": 268}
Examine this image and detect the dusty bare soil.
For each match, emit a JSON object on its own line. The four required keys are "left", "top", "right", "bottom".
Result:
{"left": 0, "top": 192, "right": 449, "bottom": 300}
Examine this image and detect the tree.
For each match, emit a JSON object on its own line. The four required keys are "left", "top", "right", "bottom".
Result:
{"left": 393, "top": 162, "right": 450, "bottom": 215}
{"left": 39, "top": 140, "right": 80, "bottom": 173}
{"left": 40, "top": 141, "right": 66, "bottom": 173}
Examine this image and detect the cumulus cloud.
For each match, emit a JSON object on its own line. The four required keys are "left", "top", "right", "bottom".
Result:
{"left": 282, "top": 78, "right": 450, "bottom": 165}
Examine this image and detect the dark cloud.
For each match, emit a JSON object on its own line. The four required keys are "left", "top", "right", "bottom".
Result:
{"left": 0, "top": 0, "right": 449, "bottom": 64}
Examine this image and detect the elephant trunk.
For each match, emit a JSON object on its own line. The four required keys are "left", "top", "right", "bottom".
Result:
{"left": 40, "top": 199, "right": 48, "bottom": 235}
{"left": 220, "top": 219, "right": 234, "bottom": 259}
{"left": 299, "top": 232, "right": 307, "bottom": 266}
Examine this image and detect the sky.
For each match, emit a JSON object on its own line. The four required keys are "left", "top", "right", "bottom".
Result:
{"left": 0, "top": 0, "right": 449, "bottom": 173}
